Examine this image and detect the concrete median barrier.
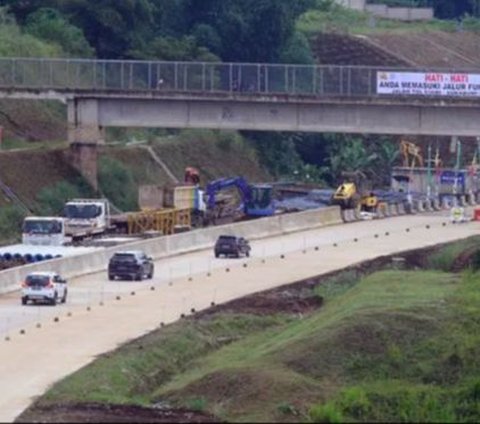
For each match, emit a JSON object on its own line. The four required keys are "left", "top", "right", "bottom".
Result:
{"left": 432, "top": 198, "right": 441, "bottom": 211}
{"left": 468, "top": 193, "right": 476, "bottom": 206}
{"left": 397, "top": 203, "right": 406, "bottom": 215}
{"left": 388, "top": 203, "right": 398, "bottom": 216}
{"left": 377, "top": 203, "right": 387, "bottom": 218}
{"left": 425, "top": 199, "right": 433, "bottom": 212}
{"left": 404, "top": 201, "right": 415, "bottom": 214}
{"left": 354, "top": 209, "right": 363, "bottom": 221}
{"left": 342, "top": 209, "right": 356, "bottom": 223}
{"left": 416, "top": 199, "right": 425, "bottom": 212}
{"left": 0, "top": 206, "right": 343, "bottom": 295}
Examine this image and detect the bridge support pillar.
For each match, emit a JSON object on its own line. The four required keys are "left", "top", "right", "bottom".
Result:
{"left": 67, "top": 99, "right": 104, "bottom": 191}
{"left": 68, "top": 143, "right": 98, "bottom": 191}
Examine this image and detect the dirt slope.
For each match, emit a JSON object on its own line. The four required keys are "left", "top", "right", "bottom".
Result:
{"left": 366, "top": 31, "right": 480, "bottom": 68}
{"left": 311, "top": 32, "right": 409, "bottom": 66}
{"left": 312, "top": 30, "right": 480, "bottom": 68}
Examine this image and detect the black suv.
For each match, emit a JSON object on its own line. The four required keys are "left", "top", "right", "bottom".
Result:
{"left": 108, "top": 251, "right": 154, "bottom": 281}
{"left": 214, "top": 235, "right": 251, "bottom": 258}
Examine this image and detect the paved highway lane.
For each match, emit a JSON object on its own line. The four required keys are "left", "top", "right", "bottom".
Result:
{"left": 0, "top": 211, "right": 469, "bottom": 336}
{"left": 0, "top": 212, "right": 477, "bottom": 422}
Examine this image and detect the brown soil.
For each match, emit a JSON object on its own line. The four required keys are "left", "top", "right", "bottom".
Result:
{"left": 0, "top": 100, "right": 66, "bottom": 142}
{"left": 16, "top": 403, "right": 219, "bottom": 423}
{"left": 312, "top": 31, "right": 480, "bottom": 68}
{"left": 196, "top": 288, "right": 323, "bottom": 317}
{"left": 311, "top": 33, "right": 408, "bottom": 66}
{"left": 0, "top": 148, "right": 81, "bottom": 211}
{"left": 451, "top": 246, "right": 480, "bottom": 273}
{"left": 366, "top": 31, "right": 480, "bottom": 68}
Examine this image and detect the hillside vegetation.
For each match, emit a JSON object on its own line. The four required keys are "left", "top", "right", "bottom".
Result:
{"left": 19, "top": 238, "right": 480, "bottom": 422}
{"left": 0, "top": 0, "right": 480, "bottom": 243}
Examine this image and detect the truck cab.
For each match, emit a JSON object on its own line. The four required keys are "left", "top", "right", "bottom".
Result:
{"left": 22, "top": 217, "right": 70, "bottom": 246}
{"left": 64, "top": 198, "right": 110, "bottom": 238}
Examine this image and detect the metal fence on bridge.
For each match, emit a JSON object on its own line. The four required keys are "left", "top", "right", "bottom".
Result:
{"left": 0, "top": 57, "right": 404, "bottom": 97}
{"left": 0, "top": 58, "right": 479, "bottom": 98}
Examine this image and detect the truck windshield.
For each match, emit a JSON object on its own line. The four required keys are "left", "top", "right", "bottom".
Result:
{"left": 23, "top": 220, "right": 62, "bottom": 234}
{"left": 65, "top": 204, "right": 102, "bottom": 219}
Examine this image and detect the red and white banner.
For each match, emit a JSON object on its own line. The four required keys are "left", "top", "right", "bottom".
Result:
{"left": 377, "top": 71, "right": 480, "bottom": 97}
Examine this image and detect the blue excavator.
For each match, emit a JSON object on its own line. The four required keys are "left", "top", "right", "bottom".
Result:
{"left": 205, "top": 177, "right": 275, "bottom": 222}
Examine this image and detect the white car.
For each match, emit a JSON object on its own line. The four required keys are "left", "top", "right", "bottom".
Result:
{"left": 21, "top": 271, "right": 68, "bottom": 306}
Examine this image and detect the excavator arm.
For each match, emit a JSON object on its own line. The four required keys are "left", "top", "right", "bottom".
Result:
{"left": 206, "top": 177, "right": 252, "bottom": 211}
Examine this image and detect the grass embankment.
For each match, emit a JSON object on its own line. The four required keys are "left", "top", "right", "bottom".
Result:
{"left": 20, "top": 239, "right": 480, "bottom": 422}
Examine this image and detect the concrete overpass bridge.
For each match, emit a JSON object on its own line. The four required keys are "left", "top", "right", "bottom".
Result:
{"left": 1, "top": 57, "right": 480, "bottom": 186}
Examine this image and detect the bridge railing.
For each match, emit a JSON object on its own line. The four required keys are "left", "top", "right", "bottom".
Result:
{"left": 0, "top": 58, "right": 478, "bottom": 98}
{"left": 0, "top": 57, "right": 410, "bottom": 97}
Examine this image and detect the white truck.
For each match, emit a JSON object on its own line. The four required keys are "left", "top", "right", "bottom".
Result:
{"left": 22, "top": 216, "right": 71, "bottom": 246}
{"left": 63, "top": 198, "right": 111, "bottom": 240}
{"left": 22, "top": 199, "right": 112, "bottom": 247}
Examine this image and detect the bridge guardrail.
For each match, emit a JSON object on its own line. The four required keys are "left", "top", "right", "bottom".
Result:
{"left": 1, "top": 57, "right": 480, "bottom": 99}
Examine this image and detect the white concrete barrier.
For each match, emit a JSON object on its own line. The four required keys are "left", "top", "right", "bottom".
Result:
{"left": 405, "top": 202, "right": 415, "bottom": 214}
{"left": 424, "top": 199, "right": 433, "bottom": 212}
{"left": 0, "top": 207, "right": 342, "bottom": 295}
{"left": 342, "top": 209, "right": 356, "bottom": 222}
{"left": 377, "top": 203, "right": 387, "bottom": 219}
{"left": 468, "top": 192, "right": 476, "bottom": 206}
{"left": 416, "top": 199, "right": 425, "bottom": 212}
{"left": 353, "top": 208, "right": 362, "bottom": 221}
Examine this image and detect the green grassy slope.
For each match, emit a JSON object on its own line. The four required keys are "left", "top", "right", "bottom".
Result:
{"left": 22, "top": 240, "right": 480, "bottom": 422}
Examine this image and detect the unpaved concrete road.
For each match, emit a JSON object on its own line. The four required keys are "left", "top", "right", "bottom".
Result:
{"left": 0, "top": 213, "right": 478, "bottom": 422}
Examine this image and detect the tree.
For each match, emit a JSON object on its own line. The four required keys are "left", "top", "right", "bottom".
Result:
{"left": 184, "top": 0, "right": 316, "bottom": 62}
{"left": 24, "top": 8, "right": 93, "bottom": 57}
{"left": 50, "top": 0, "right": 155, "bottom": 58}
{"left": 433, "top": 0, "right": 472, "bottom": 19}
{"left": 280, "top": 31, "right": 314, "bottom": 64}
{"left": 328, "top": 137, "right": 379, "bottom": 183}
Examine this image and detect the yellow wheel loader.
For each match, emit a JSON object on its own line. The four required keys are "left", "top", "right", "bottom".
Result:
{"left": 331, "top": 171, "right": 378, "bottom": 212}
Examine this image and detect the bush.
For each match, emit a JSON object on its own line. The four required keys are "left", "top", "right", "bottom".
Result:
{"left": 309, "top": 402, "right": 343, "bottom": 423}
{"left": 187, "top": 397, "right": 207, "bottom": 412}
{"left": 98, "top": 157, "right": 137, "bottom": 212}
{"left": 0, "top": 205, "right": 26, "bottom": 241}
{"left": 24, "top": 8, "right": 94, "bottom": 57}
{"left": 338, "top": 387, "right": 371, "bottom": 419}
{"left": 35, "top": 181, "right": 86, "bottom": 215}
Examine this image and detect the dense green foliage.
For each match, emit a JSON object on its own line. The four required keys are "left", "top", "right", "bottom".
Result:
{"left": 98, "top": 156, "right": 138, "bottom": 211}
{"left": 0, "top": 0, "right": 317, "bottom": 62}
{"left": 35, "top": 179, "right": 93, "bottom": 215}
{"left": 0, "top": 204, "right": 25, "bottom": 242}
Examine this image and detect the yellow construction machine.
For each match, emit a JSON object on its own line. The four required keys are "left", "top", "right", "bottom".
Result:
{"left": 400, "top": 139, "right": 424, "bottom": 168}
{"left": 331, "top": 171, "right": 378, "bottom": 212}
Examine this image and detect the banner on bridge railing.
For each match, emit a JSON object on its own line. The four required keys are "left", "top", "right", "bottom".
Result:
{"left": 376, "top": 71, "right": 480, "bottom": 97}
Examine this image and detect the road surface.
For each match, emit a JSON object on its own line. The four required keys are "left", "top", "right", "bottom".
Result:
{"left": 0, "top": 212, "right": 478, "bottom": 422}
